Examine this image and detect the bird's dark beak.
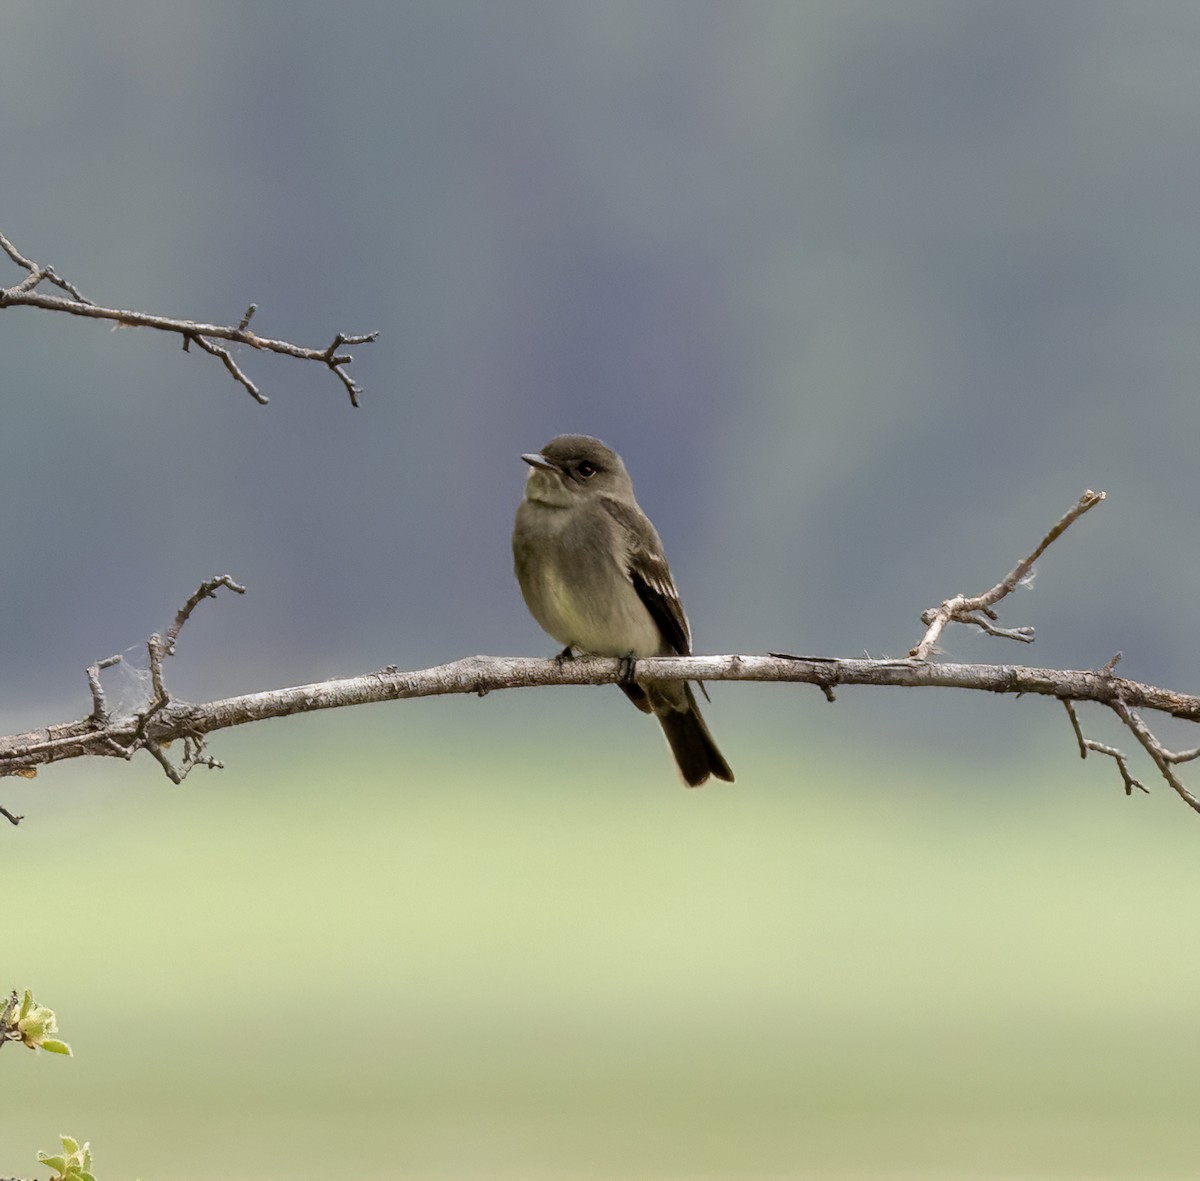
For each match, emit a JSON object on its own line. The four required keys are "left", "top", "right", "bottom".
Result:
{"left": 522, "top": 452, "right": 559, "bottom": 473}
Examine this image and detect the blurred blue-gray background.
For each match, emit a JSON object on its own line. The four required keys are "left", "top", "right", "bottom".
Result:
{"left": 4, "top": 4, "right": 1200, "bottom": 1179}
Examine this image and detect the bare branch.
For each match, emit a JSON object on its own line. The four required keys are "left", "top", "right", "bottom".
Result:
{"left": 0, "top": 231, "right": 377, "bottom": 405}
{"left": 962, "top": 614, "right": 1035, "bottom": 643}
{"left": 187, "top": 332, "right": 267, "bottom": 404}
{"left": 85, "top": 653, "right": 123, "bottom": 725}
{"left": 35, "top": 576, "right": 249, "bottom": 798}
{"left": 6, "top": 649, "right": 1200, "bottom": 813}
{"left": 1109, "top": 698, "right": 1200, "bottom": 814}
{"left": 1061, "top": 698, "right": 1148, "bottom": 798}
{"left": 162, "top": 573, "right": 246, "bottom": 654}
{"left": 910, "top": 489, "right": 1105, "bottom": 659}
{"left": 1163, "top": 746, "right": 1200, "bottom": 765}
{"left": 4, "top": 493, "right": 1200, "bottom": 822}
{"left": 0, "top": 230, "right": 92, "bottom": 302}
{"left": 1062, "top": 697, "right": 1088, "bottom": 758}
{"left": 144, "top": 739, "right": 183, "bottom": 785}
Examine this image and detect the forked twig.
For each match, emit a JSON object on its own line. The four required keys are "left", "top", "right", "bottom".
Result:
{"left": 1109, "top": 699, "right": 1200, "bottom": 814}
{"left": 1061, "top": 698, "right": 1149, "bottom": 798}
{"left": 910, "top": 490, "right": 1105, "bottom": 659}
{"left": 0, "top": 232, "right": 377, "bottom": 405}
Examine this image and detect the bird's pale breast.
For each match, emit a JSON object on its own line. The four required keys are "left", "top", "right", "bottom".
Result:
{"left": 515, "top": 502, "right": 662, "bottom": 657}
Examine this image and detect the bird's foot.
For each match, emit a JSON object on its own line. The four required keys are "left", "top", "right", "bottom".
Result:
{"left": 554, "top": 646, "right": 577, "bottom": 667}
{"left": 617, "top": 654, "right": 638, "bottom": 685}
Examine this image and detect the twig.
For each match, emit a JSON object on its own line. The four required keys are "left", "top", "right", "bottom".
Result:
{"left": 1109, "top": 698, "right": 1200, "bottom": 814}
{"left": 0, "top": 231, "right": 377, "bottom": 405}
{"left": 186, "top": 331, "right": 268, "bottom": 404}
{"left": 0, "top": 231, "right": 92, "bottom": 302}
{"left": 1061, "top": 698, "right": 1148, "bottom": 797}
{"left": 910, "top": 489, "right": 1105, "bottom": 659}
{"left": 86, "top": 654, "right": 123, "bottom": 725}
{"left": 1163, "top": 746, "right": 1200, "bottom": 765}
{"left": 144, "top": 740, "right": 182, "bottom": 785}
{"left": 163, "top": 574, "right": 246, "bottom": 650}
{"left": 139, "top": 577, "right": 245, "bottom": 766}
{"left": 24, "top": 576, "right": 248, "bottom": 804}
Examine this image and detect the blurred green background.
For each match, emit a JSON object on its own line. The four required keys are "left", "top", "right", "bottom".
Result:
{"left": 5, "top": 708, "right": 1200, "bottom": 1179}
{"left": 4, "top": 2, "right": 1200, "bottom": 1177}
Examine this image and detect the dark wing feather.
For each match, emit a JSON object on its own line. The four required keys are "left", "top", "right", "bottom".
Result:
{"left": 600, "top": 495, "right": 691, "bottom": 656}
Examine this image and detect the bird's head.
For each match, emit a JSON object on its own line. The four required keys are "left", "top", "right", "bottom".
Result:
{"left": 521, "top": 434, "right": 633, "bottom": 506}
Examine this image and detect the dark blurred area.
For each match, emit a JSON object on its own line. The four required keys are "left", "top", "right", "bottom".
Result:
{"left": 4, "top": 3, "right": 1197, "bottom": 728}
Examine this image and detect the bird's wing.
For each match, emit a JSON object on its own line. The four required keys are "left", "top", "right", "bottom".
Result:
{"left": 601, "top": 495, "right": 692, "bottom": 656}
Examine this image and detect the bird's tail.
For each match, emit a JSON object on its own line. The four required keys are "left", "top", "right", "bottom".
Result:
{"left": 655, "top": 683, "right": 734, "bottom": 787}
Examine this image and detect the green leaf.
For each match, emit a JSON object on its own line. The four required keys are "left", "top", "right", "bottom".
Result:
{"left": 60, "top": 1135, "right": 81, "bottom": 1154}
{"left": 41, "top": 1038, "right": 73, "bottom": 1056}
{"left": 19, "top": 1004, "right": 55, "bottom": 1042}
{"left": 37, "top": 1153, "right": 67, "bottom": 1171}
{"left": 19, "top": 988, "right": 34, "bottom": 1020}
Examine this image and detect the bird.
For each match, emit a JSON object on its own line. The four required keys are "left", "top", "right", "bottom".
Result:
{"left": 512, "top": 434, "right": 733, "bottom": 786}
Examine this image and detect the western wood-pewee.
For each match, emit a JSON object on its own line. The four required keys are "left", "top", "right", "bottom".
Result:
{"left": 512, "top": 434, "right": 733, "bottom": 786}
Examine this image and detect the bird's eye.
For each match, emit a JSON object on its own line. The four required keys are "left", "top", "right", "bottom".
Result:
{"left": 576, "top": 461, "right": 597, "bottom": 479}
